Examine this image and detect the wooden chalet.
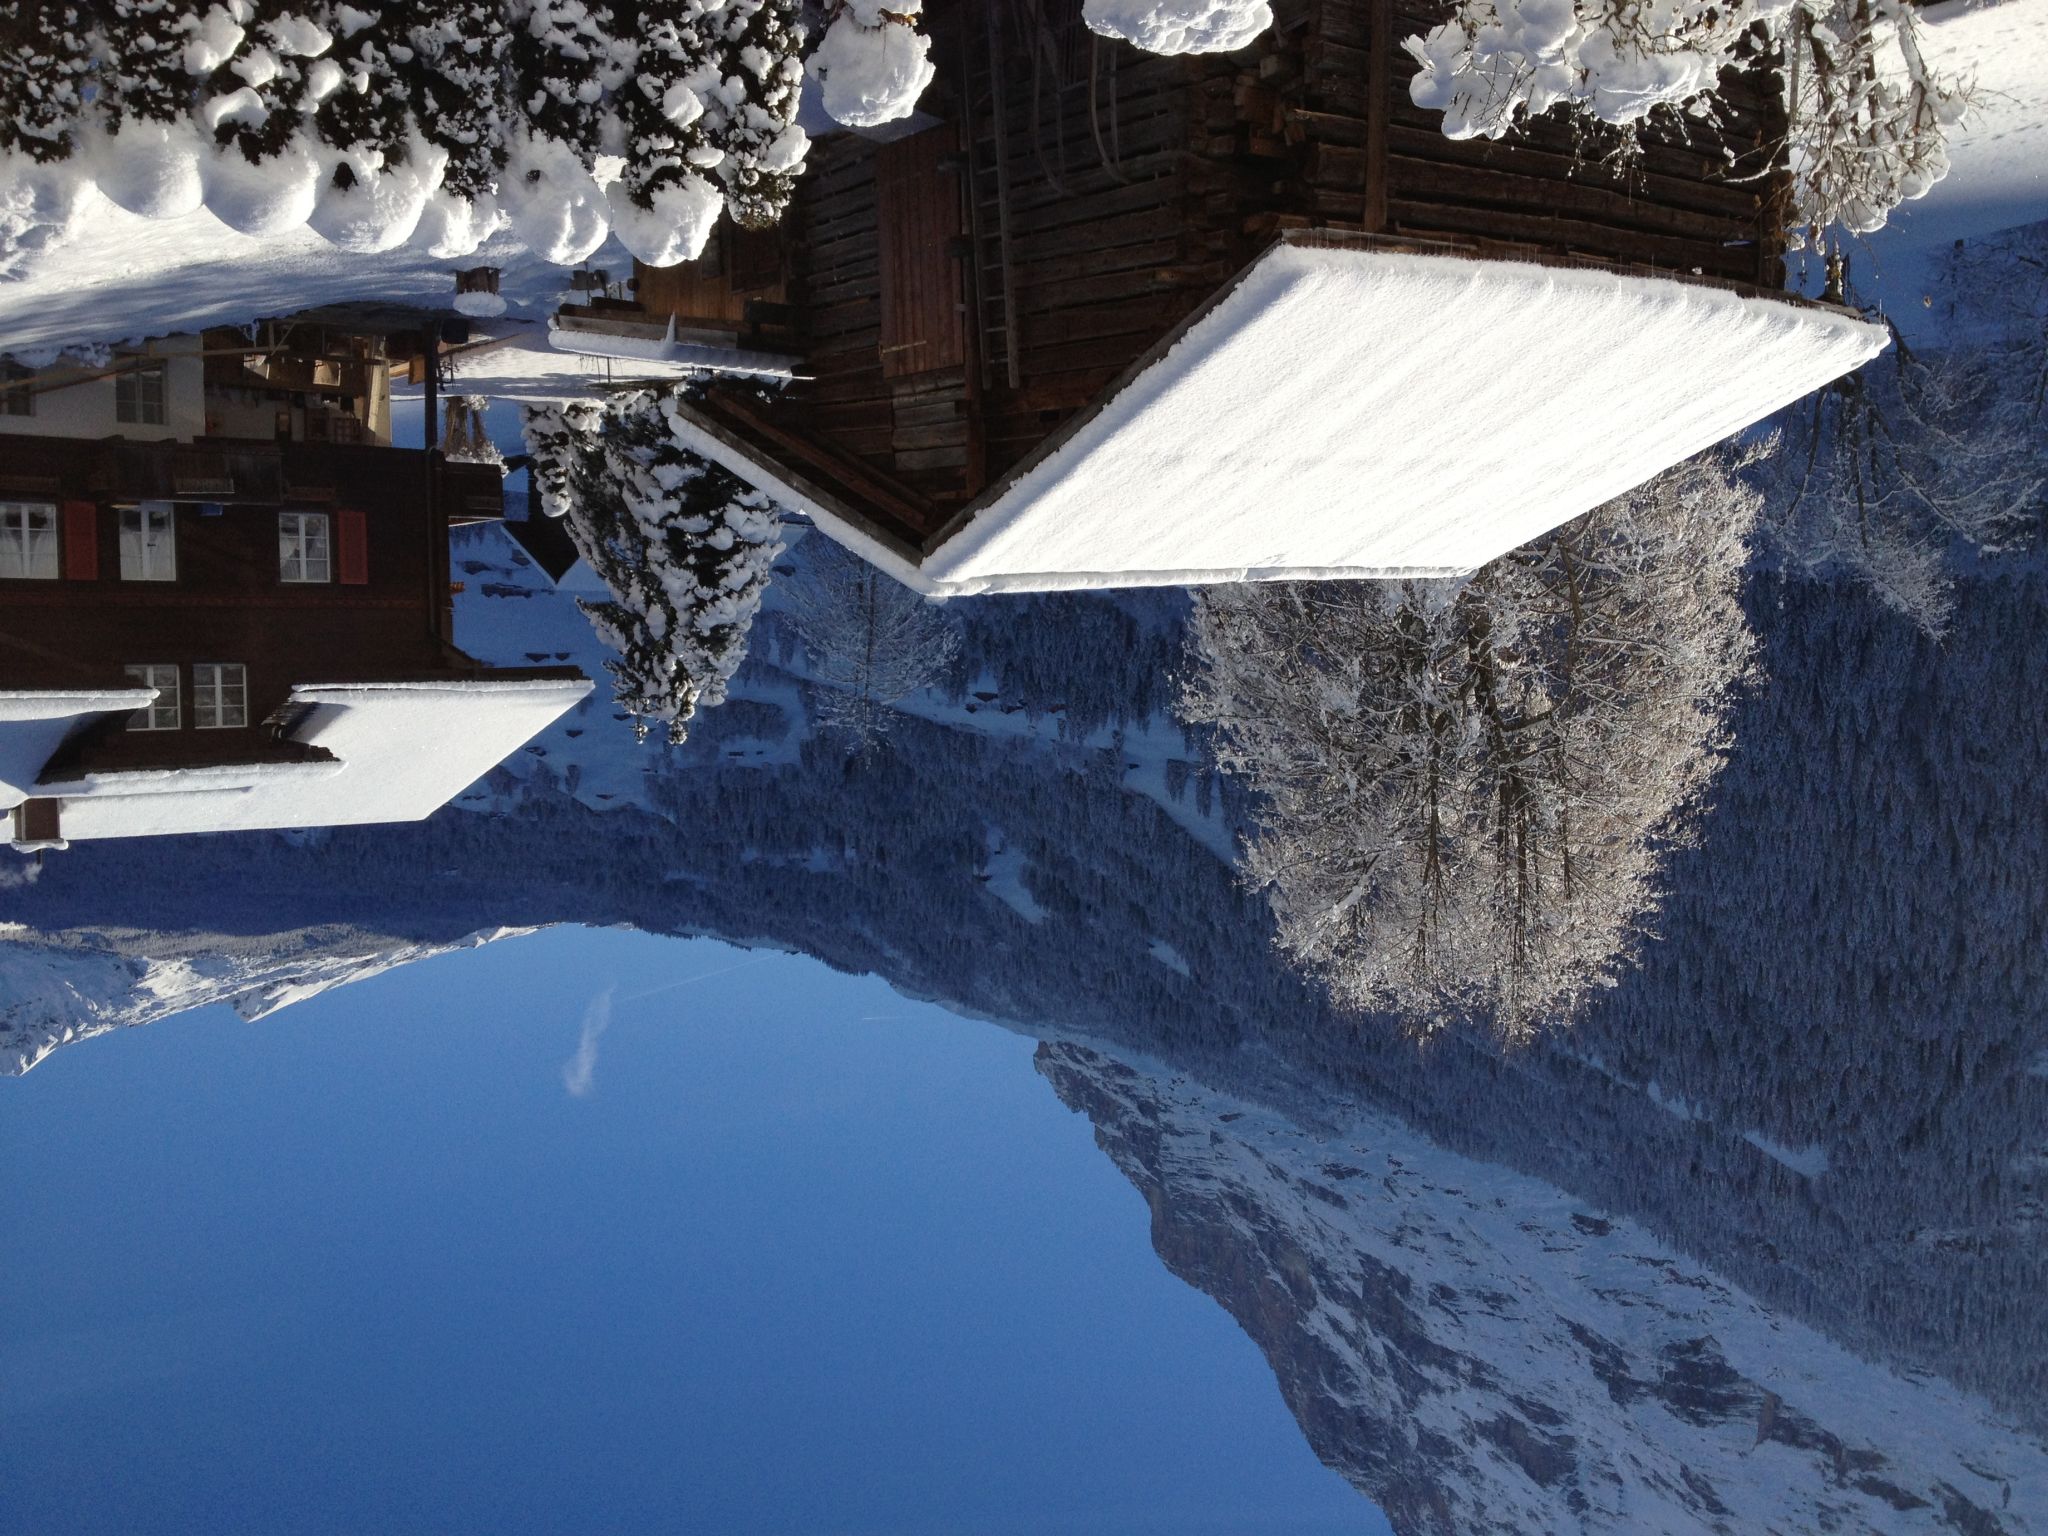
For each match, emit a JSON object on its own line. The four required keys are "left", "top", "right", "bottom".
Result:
{"left": 0, "top": 435, "right": 588, "bottom": 846}
{"left": 567, "top": 0, "right": 1883, "bottom": 595}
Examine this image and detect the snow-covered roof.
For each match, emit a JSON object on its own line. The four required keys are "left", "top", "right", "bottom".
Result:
{"left": 8, "top": 677, "right": 590, "bottom": 844}
{"left": 548, "top": 314, "right": 797, "bottom": 380}
{"left": 0, "top": 689, "right": 158, "bottom": 813}
{"left": 692, "top": 237, "right": 1887, "bottom": 597}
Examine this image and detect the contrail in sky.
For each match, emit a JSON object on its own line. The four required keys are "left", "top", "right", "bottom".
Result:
{"left": 561, "top": 956, "right": 770, "bottom": 1096}
{"left": 561, "top": 987, "right": 614, "bottom": 1098}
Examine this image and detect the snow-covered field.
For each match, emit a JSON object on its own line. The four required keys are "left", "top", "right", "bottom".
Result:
{"left": 1834, "top": 0, "right": 2048, "bottom": 330}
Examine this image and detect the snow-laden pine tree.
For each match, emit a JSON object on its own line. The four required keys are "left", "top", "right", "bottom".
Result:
{"left": 196, "top": 3, "right": 336, "bottom": 166}
{"left": 784, "top": 536, "right": 958, "bottom": 749}
{"left": 700, "top": 0, "right": 810, "bottom": 229}
{"left": 525, "top": 389, "right": 787, "bottom": 744}
{"left": 599, "top": 1, "right": 725, "bottom": 266}
{"left": 93, "top": 0, "right": 218, "bottom": 133}
{"left": 1181, "top": 449, "right": 1761, "bottom": 1039}
{"left": 0, "top": 7, "right": 94, "bottom": 164}
{"left": 399, "top": 0, "right": 512, "bottom": 203}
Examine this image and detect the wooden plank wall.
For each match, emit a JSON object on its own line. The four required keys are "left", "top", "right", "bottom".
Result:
{"left": 1203, "top": 0, "right": 1784, "bottom": 285}
{"left": 767, "top": 0, "right": 1220, "bottom": 518}
{"left": 876, "top": 126, "right": 969, "bottom": 380}
{"left": 965, "top": 2, "right": 1213, "bottom": 482}
{"left": 751, "top": 0, "right": 1786, "bottom": 541}
{"left": 633, "top": 219, "right": 789, "bottom": 329}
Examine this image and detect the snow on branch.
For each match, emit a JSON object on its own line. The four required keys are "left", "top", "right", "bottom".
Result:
{"left": 523, "top": 387, "right": 787, "bottom": 744}
{"left": 1401, "top": 0, "right": 1971, "bottom": 251}
{"left": 0, "top": 0, "right": 897, "bottom": 270}
{"left": 804, "top": 1, "right": 937, "bottom": 130}
{"left": 1081, "top": 0, "right": 1274, "bottom": 57}
{"left": 783, "top": 535, "right": 959, "bottom": 750}
{"left": 1181, "top": 447, "right": 1763, "bottom": 1040}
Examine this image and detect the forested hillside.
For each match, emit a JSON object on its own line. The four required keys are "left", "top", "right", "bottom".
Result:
{"left": 7, "top": 555, "right": 2044, "bottom": 1444}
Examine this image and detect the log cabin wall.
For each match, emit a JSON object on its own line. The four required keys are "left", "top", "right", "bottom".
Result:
{"left": 716, "top": 0, "right": 1787, "bottom": 548}
{"left": 1197, "top": 0, "right": 1786, "bottom": 285}
{"left": 752, "top": 0, "right": 1218, "bottom": 532}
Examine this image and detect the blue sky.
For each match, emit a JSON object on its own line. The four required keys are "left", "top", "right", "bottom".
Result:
{"left": 1, "top": 924, "right": 1387, "bottom": 1536}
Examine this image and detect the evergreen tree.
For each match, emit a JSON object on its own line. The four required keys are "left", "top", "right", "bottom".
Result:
{"left": 600, "top": 1, "right": 725, "bottom": 265}
{"left": 311, "top": 1, "right": 415, "bottom": 171}
{"left": 504, "top": 0, "right": 619, "bottom": 157}
{"left": 399, "top": 0, "right": 512, "bottom": 202}
{"left": 198, "top": 3, "right": 336, "bottom": 166}
{"left": 701, "top": 0, "right": 809, "bottom": 230}
{"left": 0, "top": 6, "right": 94, "bottom": 164}
{"left": 784, "top": 536, "right": 959, "bottom": 749}
{"left": 94, "top": 0, "right": 214, "bottom": 132}
{"left": 525, "top": 389, "right": 787, "bottom": 743}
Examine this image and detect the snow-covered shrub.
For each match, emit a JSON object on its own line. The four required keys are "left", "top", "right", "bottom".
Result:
{"left": 524, "top": 389, "right": 787, "bottom": 744}
{"left": 1403, "top": 0, "right": 1970, "bottom": 249}
{"left": 1081, "top": 0, "right": 1273, "bottom": 57}
{"left": 1182, "top": 448, "right": 1762, "bottom": 1039}
{"left": 805, "top": 0, "right": 936, "bottom": 129}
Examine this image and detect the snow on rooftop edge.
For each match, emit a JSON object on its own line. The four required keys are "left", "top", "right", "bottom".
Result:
{"left": 909, "top": 245, "right": 1888, "bottom": 594}
{"left": 39, "top": 676, "right": 591, "bottom": 843}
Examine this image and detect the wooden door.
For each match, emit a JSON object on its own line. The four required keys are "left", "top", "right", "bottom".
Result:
{"left": 875, "top": 125, "right": 967, "bottom": 380}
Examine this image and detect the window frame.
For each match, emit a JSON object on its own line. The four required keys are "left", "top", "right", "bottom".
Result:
{"left": 0, "top": 501, "right": 59, "bottom": 580}
{"left": 191, "top": 663, "right": 248, "bottom": 730}
{"left": 123, "top": 664, "right": 182, "bottom": 731}
{"left": 118, "top": 503, "right": 178, "bottom": 582}
{"left": 278, "top": 510, "right": 332, "bottom": 584}
{"left": 115, "top": 361, "right": 167, "bottom": 426}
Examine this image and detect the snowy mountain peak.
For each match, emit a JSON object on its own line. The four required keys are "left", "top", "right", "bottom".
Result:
{"left": 0, "top": 925, "right": 535, "bottom": 1076}
{"left": 1038, "top": 1040, "right": 2046, "bottom": 1535}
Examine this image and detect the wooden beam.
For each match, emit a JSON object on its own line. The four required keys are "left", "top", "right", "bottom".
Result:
{"left": 700, "top": 390, "right": 938, "bottom": 533}
{"left": 1365, "top": 0, "right": 1392, "bottom": 232}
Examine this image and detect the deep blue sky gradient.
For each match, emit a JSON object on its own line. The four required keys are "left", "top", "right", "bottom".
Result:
{"left": 2, "top": 925, "right": 1386, "bottom": 1536}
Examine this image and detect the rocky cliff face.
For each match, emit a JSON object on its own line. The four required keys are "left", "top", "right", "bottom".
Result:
{"left": 1039, "top": 1040, "right": 2042, "bottom": 1536}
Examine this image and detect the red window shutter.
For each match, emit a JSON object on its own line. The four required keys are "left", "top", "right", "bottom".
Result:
{"left": 61, "top": 501, "right": 98, "bottom": 580}
{"left": 337, "top": 508, "right": 368, "bottom": 585}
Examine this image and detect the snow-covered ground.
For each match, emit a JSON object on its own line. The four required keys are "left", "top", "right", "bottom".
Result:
{"left": 1843, "top": 0, "right": 2048, "bottom": 334}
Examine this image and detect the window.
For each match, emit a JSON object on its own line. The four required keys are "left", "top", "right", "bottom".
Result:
{"left": 119, "top": 504, "right": 177, "bottom": 581}
{"left": 115, "top": 362, "right": 166, "bottom": 426}
{"left": 0, "top": 502, "right": 58, "bottom": 579}
{"left": 124, "top": 664, "right": 181, "bottom": 731}
{"left": 0, "top": 361, "right": 31, "bottom": 418}
{"left": 192, "top": 663, "right": 247, "bottom": 729}
{"left": 278, "top": 511, "right": 331, "bottom": 583}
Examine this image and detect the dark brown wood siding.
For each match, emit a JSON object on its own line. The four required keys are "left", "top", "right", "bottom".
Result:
{"left": 876, "top": 125, "right": 969, "bottom": 380}
{"left": 701, "top": 0, "right": 1789, "bottom": 547}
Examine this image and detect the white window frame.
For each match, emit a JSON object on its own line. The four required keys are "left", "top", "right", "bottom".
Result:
{"left": 119, "top": 503, "right": 178, "bottom": 582}
{"left": 124, "top": 664, "right": 181, "bottom": 731}
{"left": 115, "top": 361, "right": 167, "bottom": 426}
{"left": 192, "top": 663, "right": 248, "bottom": 729}
{"left": 278, "top": 511, "right": 331, "bottom": 584}
{"left": 0, "top": 501, "right": 59, "bottom": 580}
